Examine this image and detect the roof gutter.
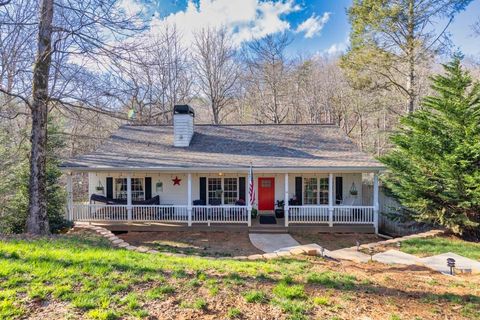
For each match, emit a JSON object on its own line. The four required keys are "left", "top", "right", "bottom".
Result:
{"left": 60, "top": 166, "right": 386, "bottom": 173}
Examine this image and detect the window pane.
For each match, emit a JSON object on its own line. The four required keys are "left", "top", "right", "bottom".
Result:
{"left": 304, "top": 178, "right": 318, "bottom": 205}
{"left": 208, "top": 178, "right": 222, "bottom": 204}
{"left": 114, "top": 178, "right": 144, "bottom": 201}
{"left": 223, "top": 178, "right": 238, "bottom": 204}
{"left": 319, "top": 178, "right": 329, "bottom": 204}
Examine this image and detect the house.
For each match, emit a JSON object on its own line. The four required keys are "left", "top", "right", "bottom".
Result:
{"left": 61, "top": 105, "right": 385, "bottom": 233}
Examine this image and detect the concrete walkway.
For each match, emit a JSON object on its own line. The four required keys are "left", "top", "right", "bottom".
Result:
{"left": 249, "top": 233, "right": 300, "bottom": 253}
{"left": 420, "top": 252, "right": 480, "bottom": 274}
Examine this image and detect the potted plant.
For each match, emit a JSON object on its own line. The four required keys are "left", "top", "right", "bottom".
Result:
{"left": 95, "top": 183, "right": 104, "bottom": 195}
{"left": 349, "top": 182, "right": 358, "bottom": 196}
{"left": 251, "top": 208, "right": 258, "bottom": 219}
{"left": 275, "top": 200, "right": 285, "bottom": 218}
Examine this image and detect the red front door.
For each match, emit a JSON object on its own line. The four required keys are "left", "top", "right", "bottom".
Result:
{"left": 258, "top": 177, "right": 275, "bottom": 210}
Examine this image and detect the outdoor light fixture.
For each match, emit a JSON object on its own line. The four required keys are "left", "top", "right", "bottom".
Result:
{"left": 447, "top": 258, "right": 456, "bottom": 275}
{"left": 356, "top": 240, "right": 360, "bottom": 251}
{"left": 320, "top": 247, "right": 325, "bottom": 257}
{"left": 218, "top": 172, "right": 224, "bottom": 176}
{"left": 368, "top": 246, "right": 374, "bottom": 261}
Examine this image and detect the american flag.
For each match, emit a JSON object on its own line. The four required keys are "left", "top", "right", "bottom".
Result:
{"left": 248, "top": 164, "right": 255, "bottom": 206}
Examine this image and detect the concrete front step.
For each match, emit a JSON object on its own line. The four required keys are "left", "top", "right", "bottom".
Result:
{"left": 249, "top": 228, "right": 288, "bottom": 234}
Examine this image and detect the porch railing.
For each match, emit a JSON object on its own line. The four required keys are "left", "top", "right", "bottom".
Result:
{"left": 288, "top": 205, "right": 329, "bottom": 223}
{"left": 288, "top": 205, "right": 375, "bottom": 225}
{"left": 70, "top": 204, "right": 247, "bottom": 224}
{"left": 192, "top": 205, "right": 248, "bottom": 224}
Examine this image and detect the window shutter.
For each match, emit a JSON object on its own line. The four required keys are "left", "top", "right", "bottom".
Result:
{"left": 145, "top": 177, "right": 152, "bottom": 200}
{"left": 199, "top": 177, "right": 207, "bottom": 204}
{"left": 238, "top": 177, "right": 246, "bottom": 201}
{"left": 295, "top": 177, "right": 302, "bottom": 203}
{"left": 106, "top": 177, "right": 113, "bottom": 199}
{"left": 335, "top": 176, "right": 343, "bottom": 205}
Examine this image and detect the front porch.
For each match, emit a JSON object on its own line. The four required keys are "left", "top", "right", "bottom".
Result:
{"left": 66, "top": 171, "right": 380, "bottom": 233}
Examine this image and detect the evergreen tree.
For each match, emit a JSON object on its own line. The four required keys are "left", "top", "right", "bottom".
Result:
{"left": 380, "top": 56, "right": 480, "bottom": 240}
{"left": 0, "top": 117, "right": 70, "bottom": 234}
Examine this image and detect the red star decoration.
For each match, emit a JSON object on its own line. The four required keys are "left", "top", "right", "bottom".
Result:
{"left": 172, "top": 176, "right": 181, "bottom": 186}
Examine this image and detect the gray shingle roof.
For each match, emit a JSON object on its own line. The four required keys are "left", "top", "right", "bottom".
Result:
{"left": 61, "top": 124, "right": 384, "bottom": 171}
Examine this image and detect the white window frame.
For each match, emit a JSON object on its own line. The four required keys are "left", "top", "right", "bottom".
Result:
{"left": 207, "top": 177, "right": 239, "bottom": 205}
{"left": 302, "top": 175, "right": 329, "bottom": 205}
{"left": 114, "top": 177, "right": 145, "bottom": 201}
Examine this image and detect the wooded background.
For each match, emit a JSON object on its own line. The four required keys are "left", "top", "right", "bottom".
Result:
{"left": 0, "top": 0, "right": 479, "bottom": 233}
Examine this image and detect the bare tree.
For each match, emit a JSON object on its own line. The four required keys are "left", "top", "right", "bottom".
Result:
{"left": 243, "top": 33, "right": 292, "bottom": 123}
{"left": 0, "top": 0, "right": 144, "bottom": 234}
{"left": 192, "top": 27, "right": 239, "bottom": 124}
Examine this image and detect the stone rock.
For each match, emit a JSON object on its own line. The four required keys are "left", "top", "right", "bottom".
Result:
{"left": 289, "top": 248, "right": 306, "bottom": 256}
{"left": 247, "top": 254, "right": 264, "bottom": 260}
{"left": 126, "top": 246, "right": 137, "bottom": 251}
{"left": 147, "top": 250, "right": 159, "bottom": 254}
{"left": 276, "top": 251, "right": 292, "bottom": 257}
{"left": 112, "top": 239, "right": 124, "bottom": 245}
{"left": 233, "top": 256, "right": 247, "bottom": 260}
{"left": 136, "top": 246, "right": 149, "bottom": 253}
{"left": 262, "top": 253, "right": 278, "bottom": 259}
{"left": 117, "top": 243, "right": 129, "bottom": 248}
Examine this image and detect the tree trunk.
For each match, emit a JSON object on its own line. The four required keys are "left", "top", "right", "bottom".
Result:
{"left": 406, "top": 0, "right": 415, "bottom": 114}
{"left": 26, "top": 0, "right": 54, "bottom": 235}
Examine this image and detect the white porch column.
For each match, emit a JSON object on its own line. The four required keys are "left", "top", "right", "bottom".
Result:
{"left": 373, "top": 172, "right": 379, "bottom": 234}
{"left": 284, "top": 173, "right": 289, "bottom": 227}
{"left": 247, "top": 171, "right": 251, "bottom": 227}
{"left": 187, "top": 173, "right": 192, "bottom": 226}
{"left": 127, "top": 175, "right": 132, "bottom": 223}
{"left": 66, "top": 173, "right": 73, "bottom": 221}
{"left": 328, "top": 173, "right": 334, "bottom": 227}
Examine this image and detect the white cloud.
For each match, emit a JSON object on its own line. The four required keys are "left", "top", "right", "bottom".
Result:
{"left": 146, "top": 0, "right": 301, "bottom": 46}
{"left": 324, "top": 42, "right": 347, "bottom": 56}
{"left": 296, "top": 12, "right": 330, "bottom": 39}
{"left": 117, "top": 0, "right": 144, "bottom": 17}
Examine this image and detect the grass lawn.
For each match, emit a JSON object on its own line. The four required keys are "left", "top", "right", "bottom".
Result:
{"left": 399, "top": 236, "right": 480, "bottom": 261}
{"left": 0, "top": 232, "right": 479, "bottom": 319}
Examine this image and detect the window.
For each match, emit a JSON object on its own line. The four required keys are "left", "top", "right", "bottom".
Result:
{"left": 319, "top": 178, "right": 329, "bottom": 204}
{"left": 223, "top": 178, "right": 238, "bottom": 204}
{"left": 114, "top": 178, "right": 144, "bottom": 201}
{"left": 303, "top": 177, "right": 329, "bottom": 205}
{"left": 208, "top": 178, "right": 222, "bottom": 204}
{"left": 304, "top": 178, "right": 318, "bottom": 204}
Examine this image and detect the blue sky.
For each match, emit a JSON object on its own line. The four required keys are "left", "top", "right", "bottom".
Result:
{"left": 124, "top": 0, "right": 480, "bottom": 57}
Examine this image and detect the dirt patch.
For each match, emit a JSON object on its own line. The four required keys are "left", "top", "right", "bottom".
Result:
{"left": 290, "top": 232, "right": 382, "bottom": 250}
{"left": 118, "top": 231, "right": 262, "bottom": 257}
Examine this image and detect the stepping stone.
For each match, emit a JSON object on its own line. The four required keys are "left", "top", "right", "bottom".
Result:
{"left": 289, "top": 248, "right": 307, "bottom": 256}
{"left": 328, "top": 248, "right": 370, "bottom": 263}
{"left": 420, "top": 252, "right": 480, "bottom": 275}
{"left": 372, "top": 249, "right": 423, "bottom": 266}
{"left": 247, "top": 254, "right": 264, "bottom": 260}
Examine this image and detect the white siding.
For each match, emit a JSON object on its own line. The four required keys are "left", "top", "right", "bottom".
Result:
{"left": 86, "top": 171, "right": 365, "bottom": 207}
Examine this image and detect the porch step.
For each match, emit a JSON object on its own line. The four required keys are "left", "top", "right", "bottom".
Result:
{"left": 249, "top": 228, "right": 288, "bottom": 234}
